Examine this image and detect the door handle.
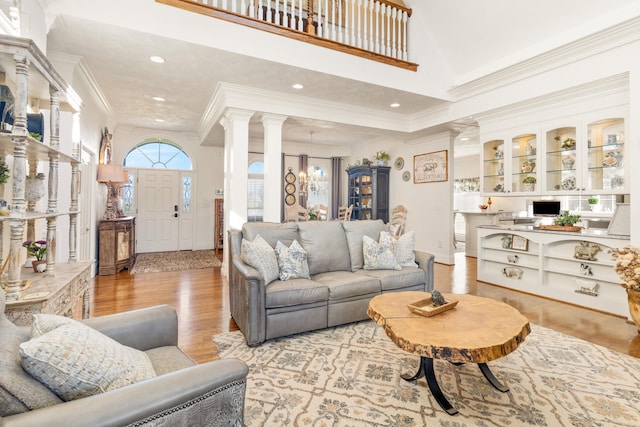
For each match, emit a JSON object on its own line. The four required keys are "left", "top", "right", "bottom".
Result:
{"left": 174, "top": 205, "right": 178, "bottom": 211}
{"left": 174, "top": 213, "right": 178, "bottom": 218}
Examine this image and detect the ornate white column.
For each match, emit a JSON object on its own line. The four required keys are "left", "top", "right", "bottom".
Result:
{"left": 220, "top": 108, "right": 254, "bottom": 276}
{"left": 260, "top": 113, "right": 287, "bottom": 222}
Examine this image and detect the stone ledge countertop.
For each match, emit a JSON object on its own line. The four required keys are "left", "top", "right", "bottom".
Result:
{"left": 479, "top": 224, "right": 630, "bottom": 240}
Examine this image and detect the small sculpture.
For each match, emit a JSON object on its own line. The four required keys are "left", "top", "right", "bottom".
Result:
{"left": 431, "top": 290, "right": 446, "bottom": 307}
{"left": 574, "top": 242, "right": 601, "bottom": 261}
{"left": 580, "top": 263, "right": 593, "bottom": 276}
{"left": 502, "top": 267, "right": 524, "bottom": 279}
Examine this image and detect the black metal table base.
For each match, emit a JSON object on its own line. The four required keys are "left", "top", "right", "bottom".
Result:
{"left": 401, "top": 356, "right": 509, "bottom": 415}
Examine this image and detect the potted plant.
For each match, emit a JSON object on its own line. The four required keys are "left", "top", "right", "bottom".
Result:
{"left": 522, "top": 176, "right": 536, "bottom": 191}
{"left": 561, "top": 137, "right": 576, "bottom": 150}
{"left": 23, "top": 240, "right": 47, "bottom": 272}
{"left": 587, "top": 196, "right": 600, "bottom": 212}
{"left": 554, "top": 211, "right": 581, "bottom": 227}
{"left": 374, "top": 150, "right": 390, "bottom": 166}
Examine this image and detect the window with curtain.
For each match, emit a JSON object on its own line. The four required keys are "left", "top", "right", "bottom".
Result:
{"left": 248, "top": 161, "right": 264, "bottom": 221}
{"left": 306, "top": 164, "right": 329, "bottom": 212}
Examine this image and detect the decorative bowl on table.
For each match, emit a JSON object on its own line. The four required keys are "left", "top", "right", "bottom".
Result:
{"left": 479, "top": 204, "right": 488, "bottom": 210}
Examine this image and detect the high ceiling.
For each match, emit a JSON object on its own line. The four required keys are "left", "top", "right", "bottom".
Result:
{"left": 43, "top": 0, "right": 639, "bottom": 150}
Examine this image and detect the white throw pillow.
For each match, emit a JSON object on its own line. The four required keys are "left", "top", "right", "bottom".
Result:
{"left": 274, "top": 240, "right": 311, "bottom": 281}
{"left": 381, "top": 230, "right": 418, "bottom": 267}
{"left": 19, "top": 315, "right": 156, "bottom": 402}
{"left": 240, "top": 234, "right": 279, "bottom": 285}
{"left": 363, "top": 235, "right": 401, "bottom": 270}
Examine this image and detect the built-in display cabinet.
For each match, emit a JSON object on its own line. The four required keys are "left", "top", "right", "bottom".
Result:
{"left": 480, "top": 109, "right": 627, "bottom": 197}
{"left": 477, "top": 226, "right": 630, "bottom": 318}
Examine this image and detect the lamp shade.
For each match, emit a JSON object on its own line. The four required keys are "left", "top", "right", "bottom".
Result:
{"left": 97, "top": 164, "right": 125, "bottom": 183}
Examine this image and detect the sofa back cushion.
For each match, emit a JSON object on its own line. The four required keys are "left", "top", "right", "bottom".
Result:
{"left": 297, "top": 221, "right": 350, "bottom": 275}
{"left": 242, "top": 222, "right": 299, "bottom": 248}
{"left": 342, "top": 220, "right": 389, "bottom": 271}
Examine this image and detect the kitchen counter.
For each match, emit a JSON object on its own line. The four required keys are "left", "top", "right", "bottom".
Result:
{"left": 479, "top": 224, "right": 629, "bottom": 240}
{"left": 457, "top": 210, "right": 516, "bottom": 257}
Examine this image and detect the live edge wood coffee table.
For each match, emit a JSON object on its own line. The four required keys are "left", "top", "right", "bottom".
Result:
{"left": 367, "top": 291, "right": 531, "bottom": 415}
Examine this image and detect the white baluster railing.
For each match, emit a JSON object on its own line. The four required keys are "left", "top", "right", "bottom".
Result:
{"left": 183, "top": 0, "right": 412, "bottom": 63}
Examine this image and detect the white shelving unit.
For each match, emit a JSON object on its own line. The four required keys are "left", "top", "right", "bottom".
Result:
{"left": 478, "top": 226, "right": 630, "bottom": 318}
{"left": 0, "top": 35, "right": 87, "bottom": 317}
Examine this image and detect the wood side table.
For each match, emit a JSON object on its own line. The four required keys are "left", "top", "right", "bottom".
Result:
{"left": 367, "top": 291, "right": 531, "bottom": 415}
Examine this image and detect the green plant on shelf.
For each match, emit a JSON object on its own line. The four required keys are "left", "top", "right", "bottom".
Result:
{"left": 561, "top": 137, "right": 576, "bottom": 150}
{"left": 522, "top": 176, "right": 536, "bottom": 184}
{"left": 587, "top": 196, "right": 599, "bottom": 205}
{"left": 554, "top": 211, "right": 581, "bottom": 226}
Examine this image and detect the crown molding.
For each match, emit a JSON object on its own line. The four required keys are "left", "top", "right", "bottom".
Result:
{"left": 474, "top": 73, "right": 628, "bottom": 128}
{"left": 49, "top": 52, "right": 113, "bottom": 117}
{"left": 199, "top": 82, "right": 413, "bottom": 143}
{"left": 449, "top": 16, "right": 640, "bottom": 101}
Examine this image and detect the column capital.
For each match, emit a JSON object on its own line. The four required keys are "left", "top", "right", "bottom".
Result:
{"left": 219, "top": 108, "right": 255, "bottom": 129}
{"left": 259, "top": 113, "right": 288, "bottom": 127}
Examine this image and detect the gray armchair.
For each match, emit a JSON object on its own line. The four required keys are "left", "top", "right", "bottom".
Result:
{"left": 0, "top": 291, "right": 248, "bottom": 427}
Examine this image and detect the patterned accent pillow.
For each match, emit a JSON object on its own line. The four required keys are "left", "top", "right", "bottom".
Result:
{"left": 381, "top": 230, "right": 418, "bottom": 267}
{"left": 274, "top": 240, "right": 311, "bottom": 281}
{"left": 19, "top": 315, "right": 156, "bottom": 402}
{"left": 363, "top": 235, "right": 401, "bottom": 270}
{"left": 241, "top": 234, "right": 279, "bottom": 285}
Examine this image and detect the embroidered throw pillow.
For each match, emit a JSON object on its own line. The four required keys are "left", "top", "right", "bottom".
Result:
{"left": 381, "top": 230, "right": 418, "bottom": 267}
{"left": 274, "top": 240, "right": 311, "bottom": 281}
{"left": 19, "top": 315, "right": 156, "bottom": 402}
{"left": 241, "top": 234, "right": 279, "bottom": 285}
{"left": 363, "top": 235, "right": 401, "bottom": 270}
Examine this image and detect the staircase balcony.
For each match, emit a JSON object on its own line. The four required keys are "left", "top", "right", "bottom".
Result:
{"left": 157, "top": 0, "right": 417, "bottom": 71}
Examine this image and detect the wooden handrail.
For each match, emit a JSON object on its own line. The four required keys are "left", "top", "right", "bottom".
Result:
{"left": 156, "top": 0, "right": 418, "bottom": 71}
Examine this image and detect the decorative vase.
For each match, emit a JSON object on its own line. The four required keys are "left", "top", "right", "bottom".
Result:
{"left": 25, "top": 173, "right": 46, "bottom": 203}
{"left": 376, "top": 160, "right": 387, "bottom": 166}
{"left": 524, "top": 183, "right": 535, "bottom": 192}
{"left": 32, "top": 260, "right": 46, "bottom": 273}
{"left": 627, "top": 288, "right": 640, "bottom": 333}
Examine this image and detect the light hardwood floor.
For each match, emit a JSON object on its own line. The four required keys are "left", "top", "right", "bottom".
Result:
{"left": 91, "top": 252, "right": 640, "bottom": 364}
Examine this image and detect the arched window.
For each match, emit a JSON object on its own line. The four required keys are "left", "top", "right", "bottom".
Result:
{"left": 122, "top": 139, "right": 193, "bottom": 217}
{"left": 248, "top": 161, "right": 264, "bottom": 222}
{"left": 124, "top": 139, "right": 192, "bottom": 169}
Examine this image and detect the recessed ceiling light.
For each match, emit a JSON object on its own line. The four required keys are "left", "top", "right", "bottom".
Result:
{"left": 150, "top": 56, "right": 165, "bottom": 63}
{"left": 155, "top": 119, "right": 165, "bottom": 122}
{"left": 292, "top": 83, "right": 304, "bottom": 89}
{"left": 460, "top": 137, "right": 470, "bottom": 141}
{"left": 390, "top": 103, "right": 400, "bottom": 108}
{"left": 152, "top": 97, "right": 165, "bottom": 102}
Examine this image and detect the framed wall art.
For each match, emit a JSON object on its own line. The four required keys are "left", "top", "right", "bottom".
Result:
{"left": 413, "top": 150, "right": 448, "bottom": 183}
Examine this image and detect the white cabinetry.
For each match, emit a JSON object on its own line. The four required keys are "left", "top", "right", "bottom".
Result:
{"left": 478, "top": 226, "right": 629, "bottom": 318}
{"left": 544, "top": 117, "right": 626, "bottom": 195}
{"left": 0, "top": 35, "right": 83, "bottom": 303}
{"left": 482, "top": 132, "right": 539, "bottom": 195}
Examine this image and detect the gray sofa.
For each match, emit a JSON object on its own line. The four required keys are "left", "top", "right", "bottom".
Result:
{"left": 0, "top": 290, "right": 248, "bottom": 427}
{"left": 228, "top": 220, "right": 434, "bottom": 346}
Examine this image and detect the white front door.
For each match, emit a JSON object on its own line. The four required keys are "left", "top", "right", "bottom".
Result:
{"left": 136, "top": 169, "right": 180, "bottom": 253}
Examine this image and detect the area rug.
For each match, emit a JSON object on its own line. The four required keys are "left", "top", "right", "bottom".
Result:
{"left": 213, "top": 321, "right": 640, "bottom": 426}
{"left": 130, "top": 250, "right": 221, "bottom": 274}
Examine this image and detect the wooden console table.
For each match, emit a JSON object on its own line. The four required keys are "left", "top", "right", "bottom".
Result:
{"left": 4, "top": 262, "right": 91, "bottom": 326}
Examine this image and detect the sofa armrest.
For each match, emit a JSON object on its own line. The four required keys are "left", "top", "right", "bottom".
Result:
{"left": 229, "top": 254, "right": 267, "bottom": 346}
{"left": 414, "top": 250, "right": 435, "bottom": 292}
{"left": 1, "top": 359, "right": 249, "bottom": 427}
{"left": 81, "top": 305, "right": 178, "bottom": 350}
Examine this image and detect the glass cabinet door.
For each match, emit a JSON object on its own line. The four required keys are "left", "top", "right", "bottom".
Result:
{"left": 511, "top": 133, "right": 537, "bottom": 193}
{"left": 482, "top": 139, "right": 505, "bottom": 193}
{"left": 586, "top": 118, "right": 625, "bottom": 192}
{"left": 545, "top": 126, "right": 577, "bottom": 193}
